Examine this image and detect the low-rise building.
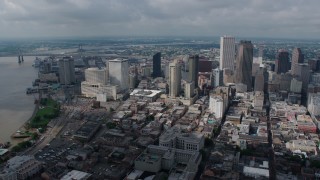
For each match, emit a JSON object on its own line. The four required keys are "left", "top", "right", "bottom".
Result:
{"left": 0, "top": 156, "right": 42, "bottom": 180}
{"left": 135, "top": 145, "right": 201, "bottom": 178}
{"left": 243, "top": 166, "right": 269, "bottom": 179}
{"left": 73, "top": 121, "right": 101, "bottom": 141}
{"left": 130, "top": 89, "right": 162, "bottom": 102}
{"left": 286, "top": 140, "right": 317, "bottom": 155}
{"left": 253, "top": 91, "right": 264, "bottom": 110}
{"left": 296, "top": 115, "right": 317, "bottom": 133}
{"left": 81, "top": 82, "right": 118, "bottom": 100}
{"left": 159, "top": 126, "right": 204, "bottom": 151}
{"left": 60, "top": 170, "right": 92, "bottom": 180}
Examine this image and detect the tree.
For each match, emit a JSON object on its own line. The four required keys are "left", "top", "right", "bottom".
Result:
{"left": 311, "top": 160, "right": 320, "bottom": 168}
{"left": 31, "top": 132, "right": 39, "bottom": 140}
{"left": 40, "top": 98, "right": 48, "bottom": 106}
{"left": 204, "top": 137, "right": 213, "bottom": 147}
{"left": 147, "top": 115, "right": 155, "bottom": 122}
{"left": 106, "top": 122, "right": 116, "bottom": 129}
{"left": 34, "top": 116, "right": 41, "bottom": 122}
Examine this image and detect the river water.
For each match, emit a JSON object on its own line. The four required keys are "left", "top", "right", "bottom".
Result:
{"left": 0, "top": 56, "right": 38, "bottom": 144}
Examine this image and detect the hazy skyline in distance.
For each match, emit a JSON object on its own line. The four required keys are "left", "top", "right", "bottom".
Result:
{"left": 0, "top": 0, "right": 319, "bottom": 39}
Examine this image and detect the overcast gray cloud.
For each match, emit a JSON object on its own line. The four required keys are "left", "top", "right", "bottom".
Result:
{"left": 0, "top": 0, "right": 319, "bottom": 39}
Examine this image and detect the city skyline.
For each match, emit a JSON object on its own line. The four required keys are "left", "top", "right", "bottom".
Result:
{"left": 0, "top": 0, "right": 320, "bottom": 39}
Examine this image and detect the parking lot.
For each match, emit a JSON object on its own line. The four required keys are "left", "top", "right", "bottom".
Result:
{"left": 34, "top": 139, "right": 80, "bottom": 164}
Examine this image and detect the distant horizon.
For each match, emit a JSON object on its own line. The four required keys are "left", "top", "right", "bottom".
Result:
{"left": 1, "top": 35, "right": 320, "bottom": 42}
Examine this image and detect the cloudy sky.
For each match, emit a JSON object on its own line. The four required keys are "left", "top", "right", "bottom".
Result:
{"left": 0, "top": 0, "right": 319, "bottom": 39}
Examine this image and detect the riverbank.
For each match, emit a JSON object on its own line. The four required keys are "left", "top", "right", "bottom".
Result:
{"left": 9, "top": 98, "right": 60, "bottom": 153}
{"left": 0, "top": 56, "right": 38, "bottom": 144}
{"left": 11, "top": 97, "right": 39, "bottom": 139}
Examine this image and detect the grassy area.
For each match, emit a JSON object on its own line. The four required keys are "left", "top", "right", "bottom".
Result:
{"left": 29, "top": 98, "right": 60, "bottom": 129}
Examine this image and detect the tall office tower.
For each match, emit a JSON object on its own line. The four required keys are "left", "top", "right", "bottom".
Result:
{"left": 290, "top": 78, "right": 303, "bottom": 93}
{"left": 291, "top": 48, "right": 304, "bottom": 76}
{"left": 169, "top": 60, "right": 181, "bottom": 97}
{"left": 258, "top": 45, "right": 264, "bottom": 65}
{"left": 129, "top": 74, "right": 137, "bottom": 89}
{"left": 188, "top": 55, "right": 199, "bottom": 88}
{"left": 223, "top": 68, "right": 234, "bottom": 84}
{"left": 153, "top": 52, "right": 161, "bottom": 78}
{"left": 308, "top": 59, "right": 320, "bottom": 72}
{"left": 108, "top": 58, "right": 129, "bottom": 90}
{"left": 211, "top": 68, "right": 223, "bottom": 88}
{"left": 58, "top": 56, "right": 75, "bottom": 85}
{"left": 199, "top": 59, "right": 213, "bottom": 72}
{"left": 184, "top": 81, "right": 195, "bottom": 99}
{"left": 275, "top": 49, "right": 290, "bottom": 74}
{"left": 235, "top": 40, "right": 253, "bottom": 91}
{"left": 85, "top": 68, "right": 108, "bottom": 84}
{"left": 297, "top": 64, "right": 311, "bottom": 92}
{"left": 220, "top": 36, "right": 236, "bottom": 71}
{"left": 254, "top": 67, "right": 265, "bottom": 92}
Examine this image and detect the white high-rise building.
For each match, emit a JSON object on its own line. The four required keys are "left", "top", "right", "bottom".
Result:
{"left": 209, "top": 95, "right": 224, "bottom": 119}
{"left": 108, "top": 59, "right": 129, "bottom": 90}
{"left": 220, "top": 36, "right": 236, "bottom": 71}
{"left": 211, "top": 68, "right": 223, "bottom": 87}
{"left": 81, "top": 67, "right": 118, "bottom": 100}
{"left": 308, "top": 93, "right": 320, "bottom": 116}
{"left": 59, "top": 56, "right": 75, "bottom": 85}
{"left": 184, "top": 81, "right": 195, "bottom": 99}
{"left": 169, "top": 60, "right": 181, "bottom": 97}
{"left": 85, "top": 68, "right": 109, "bottom": 84}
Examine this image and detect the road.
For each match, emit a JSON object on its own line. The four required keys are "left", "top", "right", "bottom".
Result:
{"left": 194, "top": 104, "right": 230, "bottom": 179}
{"left": 24, "top": 110, "right": 70, "bottom": 155}
{"left": 265, "top": 92, "right": 276, "bottom": 180}
{"left": 24, "top": 99, "right": 94, "bottom": 155}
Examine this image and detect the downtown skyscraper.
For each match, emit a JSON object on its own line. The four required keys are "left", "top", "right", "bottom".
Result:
{"left": 188, "top": 55, "right": 199, "bottom": 88}
{"left": 58, "top": 56, "right": 75, "bottom": 85}
{"left": 291, "top": 48, "right": 304, "bottom": 76}
{"left": 235, "top": 40, "right": 253, "bottom": 91}
{"left": 169, "top": 60, "right": 181, "bottom": 97}
{"left": 275, "top": 49, "right": 290, "bottom": 74}
{"left": 220, "top": 36, "right": 236, "bottom": 71}
{"left": 152, "top": 52, "right": 162, "bottom": 78}
{"left": 108, "top": 58, "right": 129, "bottom": 90}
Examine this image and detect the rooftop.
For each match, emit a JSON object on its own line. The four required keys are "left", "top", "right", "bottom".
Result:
{"left": 60, "top": 170, "right": 92, "bottom": 180}
{"left": 0, "top": 149, "right": 8, "bottom": 156}
{"left": 243, "top": 166, "right": 269, "bottom": 178}
{"left": 109, "top": 58, "right": 128, "bottom": 62}
{"left": 136, "top": 152, "right": 161, "bottom": 164}
{"left": 130, "top": 89, "right": 162, "bottom": 98}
